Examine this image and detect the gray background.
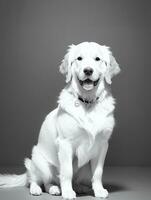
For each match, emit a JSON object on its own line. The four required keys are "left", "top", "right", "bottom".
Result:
{"left": 0, "top": 0, "right": 150, "bottom": 167}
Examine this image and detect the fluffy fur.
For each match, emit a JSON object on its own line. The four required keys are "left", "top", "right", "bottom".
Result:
{"left": 0, "top": 42, "right": 120, "bottom": 199}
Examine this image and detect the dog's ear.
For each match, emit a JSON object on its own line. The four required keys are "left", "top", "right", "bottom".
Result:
{"left": 105, "top": 53, "right": 121, "bottom": 84}
{"left": 59, "top": 44, "right": 75, "bottom": 83}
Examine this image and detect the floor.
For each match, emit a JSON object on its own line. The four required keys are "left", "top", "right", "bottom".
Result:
{"left": 0, "top": 167, "right": 151, "bottom": 200}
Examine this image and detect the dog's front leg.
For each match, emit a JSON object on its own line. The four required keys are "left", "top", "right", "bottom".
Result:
{"left": 58, "top": 139, "right": 76, "bottom": 199}
{"left": 91, "top": 139, "right": 109, "bottom": 198}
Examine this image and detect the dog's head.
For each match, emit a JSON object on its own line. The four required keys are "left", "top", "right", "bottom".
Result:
{"left": 59, "top": 42, "right": 120, "bottom": 92}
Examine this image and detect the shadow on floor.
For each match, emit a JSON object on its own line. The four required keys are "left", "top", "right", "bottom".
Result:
{"left": 104, "top": 182, "right": 129, "bottom": 193}
{"left": 76, "top": 182, "right": 128, "bottom": 197}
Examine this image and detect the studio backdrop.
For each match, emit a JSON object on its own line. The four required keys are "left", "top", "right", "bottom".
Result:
{"left": 0, "top": 0, "right": 150, "bottom": 167}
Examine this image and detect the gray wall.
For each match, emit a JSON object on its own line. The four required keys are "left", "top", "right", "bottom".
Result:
{"left": 0, "top": 0, "right": 150, "bottom": 166}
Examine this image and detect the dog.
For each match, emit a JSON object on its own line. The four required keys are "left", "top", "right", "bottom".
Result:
{"left": 0, "top": 42, "right": 120, "bottom": 199}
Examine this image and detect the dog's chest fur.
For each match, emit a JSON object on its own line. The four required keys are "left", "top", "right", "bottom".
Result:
{"left": 57, "top": 89, "right": 115, "bottom": 167}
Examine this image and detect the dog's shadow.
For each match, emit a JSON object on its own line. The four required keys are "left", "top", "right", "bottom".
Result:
{"left": 76, "top": 182, "right": 128, "bottom": 197}
{"left": 104, "top": 182, "right": 128, "bottom": 193}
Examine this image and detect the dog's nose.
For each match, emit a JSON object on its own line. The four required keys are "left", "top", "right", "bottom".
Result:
{"left": 83, "top": 67, "right": 93, "bottom": 76}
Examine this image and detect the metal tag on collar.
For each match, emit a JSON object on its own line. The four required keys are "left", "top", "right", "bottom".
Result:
{"left": 75, "top": 100, "right": 80, "bottom": 107}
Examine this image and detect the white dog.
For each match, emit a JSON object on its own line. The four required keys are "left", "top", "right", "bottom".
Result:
{"left": 0, "top": 42, "right": 120, "bottom": 199}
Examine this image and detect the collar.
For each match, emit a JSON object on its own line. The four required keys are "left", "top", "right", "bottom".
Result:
{"left": 77, "top": 89, "right": 107, "bottom": 105}
{"left": 78, "top": 96, "right": 99, "bottom": 105}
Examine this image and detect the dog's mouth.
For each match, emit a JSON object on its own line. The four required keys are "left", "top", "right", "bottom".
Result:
{"left": 78, "top": 78, "right": 100, "bottom": 91}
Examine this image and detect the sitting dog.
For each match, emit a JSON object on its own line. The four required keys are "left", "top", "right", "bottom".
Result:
{"left": 0, "top": 42, "right": 120, "bottom": 199}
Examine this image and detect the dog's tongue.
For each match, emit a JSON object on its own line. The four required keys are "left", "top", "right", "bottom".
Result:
{"left": 83, "top": 81, "right": 94, "bottom": 91}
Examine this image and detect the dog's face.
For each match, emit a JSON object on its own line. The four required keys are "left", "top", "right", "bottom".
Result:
{"left": 60, "top": 42, "right": 120, "bottom": 92}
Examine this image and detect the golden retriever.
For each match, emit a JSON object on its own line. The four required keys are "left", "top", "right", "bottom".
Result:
{"left": 0, "top": 42, "right": 120, "bottom": 199}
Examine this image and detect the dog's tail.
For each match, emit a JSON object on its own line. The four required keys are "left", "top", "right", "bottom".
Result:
{"left": 0, "top": 173, "right": 27, "bottom": 188}
{"left": 0, "top": 158, "right": 33, "bottom": 188}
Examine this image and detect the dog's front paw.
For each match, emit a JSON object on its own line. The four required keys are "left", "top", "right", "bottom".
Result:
{"left": 94, "top": 188, "right": 109, "bottom": 198}
{"left": 62, "top": 189, "right": 76, "bottom": 200}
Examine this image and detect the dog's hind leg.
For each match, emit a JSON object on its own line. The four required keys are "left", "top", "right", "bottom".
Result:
{"left": 24, "top": 158, "right": 42, "bottom": 195}
{"left": 25, "top": 146, "right": 53, "bottom": 195}
{"left": 44, "top": 165, "right": 61, "bottom": 196}
{"left": 45, "top": 184, "right": 61, "bottom": 196}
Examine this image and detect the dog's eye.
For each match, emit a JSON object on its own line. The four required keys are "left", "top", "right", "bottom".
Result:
{"left": 95, "top": 57, "right": 101, "bottom": 61}
{"left": 77, "top": 56, "right": 83, "bottom": 61}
